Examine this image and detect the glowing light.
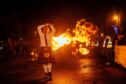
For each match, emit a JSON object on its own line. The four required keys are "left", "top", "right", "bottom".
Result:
{"left": 52, "top": 33, "right": 72, "bottom": 51}
{"left": 52, "top": 19, "right": 99, "bottom": 55}
{"left": 79, "top": 48, "right": 89, "bottom": 55}
{"left": 113, "top": 15, "right": 119, "bottom": 21}
{"left": 113, "top": 14, "right": 120, "bottom": 26}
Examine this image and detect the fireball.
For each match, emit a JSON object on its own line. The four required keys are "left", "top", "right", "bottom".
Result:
{"left": 52, "top": 33, "right": 72, "bottom": 51}
{"left": 52, "top": 19, "right": 99, "bottom": 55}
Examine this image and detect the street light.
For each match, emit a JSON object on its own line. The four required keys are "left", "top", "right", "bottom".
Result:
{"left": 113, "top": 14, "right": 123, "bottom": 33}
{"left": 113, "top": 14, "right": 120, "bottom": 27}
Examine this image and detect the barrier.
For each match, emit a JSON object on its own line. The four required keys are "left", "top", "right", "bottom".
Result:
{"left": 115, "top": 45, "right": 126, "bottom": 68}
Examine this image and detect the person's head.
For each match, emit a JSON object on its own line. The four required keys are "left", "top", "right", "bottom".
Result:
{"left": 41, "top": 25, "right": 51, "bottom": 34}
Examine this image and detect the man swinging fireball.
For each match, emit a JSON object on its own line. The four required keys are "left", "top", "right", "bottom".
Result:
{"left": 37, "top": 23, "right": 56, "bottom": 81}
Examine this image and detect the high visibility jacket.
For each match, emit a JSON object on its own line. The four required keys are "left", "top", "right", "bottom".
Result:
{"left": 103, "top": 36, "right": 112, "bottom": 48}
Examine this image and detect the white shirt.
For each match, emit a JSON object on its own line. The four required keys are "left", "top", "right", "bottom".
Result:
{"left": 37, "top": 24, "right": 55, "bottom": 47}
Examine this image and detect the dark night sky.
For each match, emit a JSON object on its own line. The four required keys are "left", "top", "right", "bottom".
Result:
{"left": 0, "top": 0, "right": 126, "bottom": 40}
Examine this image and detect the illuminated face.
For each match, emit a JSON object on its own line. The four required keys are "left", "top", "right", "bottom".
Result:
{"left": 43, "top": 26, "right": 50, "bottom": 33}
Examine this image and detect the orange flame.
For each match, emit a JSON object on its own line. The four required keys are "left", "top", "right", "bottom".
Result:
{"left": 52, "top": 33, "right": 72, "bottom": 51}
{"left": 52, "top": 19, "right": 98, "bottom": 55}
{"left": 79, "top": 48, "right": 89, "bottom": 55}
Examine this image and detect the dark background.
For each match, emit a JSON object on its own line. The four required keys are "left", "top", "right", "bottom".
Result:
{"left": 0, "top": 0, "right": 126, "bottom": 40}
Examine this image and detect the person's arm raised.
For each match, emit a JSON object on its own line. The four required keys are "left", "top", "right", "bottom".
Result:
{"left": 37, "top": 25, "right": 45, "bottom": 36}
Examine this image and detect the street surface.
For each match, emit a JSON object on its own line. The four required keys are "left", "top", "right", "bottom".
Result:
{"left": 0, "top": 47, "right": 126, "bottom": 84}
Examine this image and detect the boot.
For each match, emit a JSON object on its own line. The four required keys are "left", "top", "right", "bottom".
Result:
{"left": 47, "top": 72, "right": 52, "bottom": 81}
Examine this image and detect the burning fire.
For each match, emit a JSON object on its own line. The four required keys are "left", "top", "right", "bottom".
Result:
{"left": 52, "top": 33, "right": 72, "bottom": 51}
{"left": 79, "top": 48, "right": 89, "bottom": 55}
{"left": 52, "top": 19, "right": 99, "bottom": 55}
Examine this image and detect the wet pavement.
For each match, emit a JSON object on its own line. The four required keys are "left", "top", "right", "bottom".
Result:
{"left": 0, "top": 49, "right": 126, "bottom": 84}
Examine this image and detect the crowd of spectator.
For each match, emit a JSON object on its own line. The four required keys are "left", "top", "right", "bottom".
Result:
{"left": 0, "top": 37, "right": 38, "bottom": 61}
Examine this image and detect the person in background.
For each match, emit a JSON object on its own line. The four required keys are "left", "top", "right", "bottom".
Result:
{"left": 103, "top": 35, "right": 113, "bottom": 65}
{"left": 37, "top": 23, "right": 56, "bottom": 81}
